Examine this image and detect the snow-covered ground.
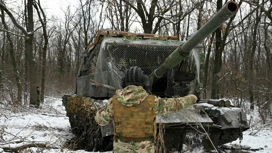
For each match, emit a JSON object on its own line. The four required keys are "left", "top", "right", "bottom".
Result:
{"left": 0, "top": 97, "right": 271, "bottom": 153}
{"left": 0, "top": 97, "right": 110, "bottom": 153}
{"left": 224, "top": 107, "right": 272, "bottom": 153}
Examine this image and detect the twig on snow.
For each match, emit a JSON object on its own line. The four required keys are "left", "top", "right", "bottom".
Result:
{"left": 2, "top": 142, "right": 58, "bottom": 153}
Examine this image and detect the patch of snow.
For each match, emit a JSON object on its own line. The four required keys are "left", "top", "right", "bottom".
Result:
{"left": 225, "top": 107, "right": 272, "bottom": 153}
{"left": 0, "top": 97, "right": 112, "bottom": 153}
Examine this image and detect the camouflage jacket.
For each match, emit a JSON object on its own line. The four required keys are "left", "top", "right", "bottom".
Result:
{"left": 95, "top": 85, "right": 197, "bottom": 152}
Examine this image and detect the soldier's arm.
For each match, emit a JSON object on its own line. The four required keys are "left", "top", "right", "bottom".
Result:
{"left": 154, "top": 94, "right": 197, "bottom": 115}
{"left": 95, "top": 98, "right": 114, "bottom": 126}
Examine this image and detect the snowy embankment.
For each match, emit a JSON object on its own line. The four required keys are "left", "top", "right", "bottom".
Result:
{"left": 224, "top": 106, "right": 272, "bottom": 153}
{"left": 0, "top": 97, "right": 111, "bottom": 153}
{"left": 0, "top": 97, "right": 272, "bottom": 153}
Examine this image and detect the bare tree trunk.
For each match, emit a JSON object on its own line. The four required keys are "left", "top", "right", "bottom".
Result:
{"left": 203, "top": 33, "right": 215, "bottom": 99}
{"left": 197, "top": 1, "right": 204, "bottom": 30}
{"left": 79, "top": 0, "right": 91, "bottom": 47}
{"left": 25, "top": 0, "right": 38, "bottom": 107}
{"left": 34, "top": 0, "right": 48, "bottom": 103}
{"left": 211, "top": 0, "right": 222, "bottom": 99}
{"left": 211, "top": 0, "right": 241, "bottom": 99}
{"left": 24, "top": 45, "right": 29, "bottom": 105}
{"left": 171, "top": 0, "right": 182, "bottom": 39}
{"left": 185, "top": 13, "right": 190, "bottom": 40}
{"left": 248, "top": 8, "right": 261, "bottom": 110}
{"left": 0, "top": 31, "right": 4, "bottom": 99}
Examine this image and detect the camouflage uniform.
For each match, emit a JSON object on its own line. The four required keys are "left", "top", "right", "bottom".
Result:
{"left": 95, "top": 85, "right": 197, "bottom": 153}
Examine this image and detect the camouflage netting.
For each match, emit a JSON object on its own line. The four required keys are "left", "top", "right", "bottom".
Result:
{"left": 65, "top": 96, "right": 112, "bottom": 151}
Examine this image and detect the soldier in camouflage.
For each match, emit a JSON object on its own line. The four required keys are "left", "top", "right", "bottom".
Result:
{"left": 95, "top": 85, "right": 197, "bottom": 153}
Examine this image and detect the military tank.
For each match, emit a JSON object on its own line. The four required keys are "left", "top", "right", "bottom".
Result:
{"left": 63, "top": 1, "right": 249, "bottom": 152}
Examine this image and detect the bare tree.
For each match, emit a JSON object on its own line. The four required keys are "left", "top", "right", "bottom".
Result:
{"left": 0, "top": 8, "right": 23, "bottom": 105}
{"left": 211, "top": 0, "right": 242, "bottom": 99}
{"left": 241, "top": 0, "right": 271, "bottom": 112}
{"left": 0, "top": 1, "right": 39, "bottom": 106}
{"left": 248, "top": 7, "right": 262, "bottom": 109}
{"left": 79, "top": 0, "right": 104, "bottom": 47}
{"left": 202, "top": 33, "right": 215, "bottom": 99}
{"left": 24, "top": 0, "right": 39, "bottom": 107}
{"left": 33, "top": 0, "right": 48, "bottom": 103}
{"left": 102, "top": 0, "right": 203, "bottom": 35}
{"left": 120, "top": 0, "right": 180, "bottom": 33}
{"left": 55, "top": 6, "right": 78, "bottom": 74}
{"left": 158, "top": 0, "right": 203, "bottom": 38}
{"left": 105, "top": 0, "right": 134, "bottom": 31}
{"left": 0, "top": 16, "right": 5, "bottom": 100}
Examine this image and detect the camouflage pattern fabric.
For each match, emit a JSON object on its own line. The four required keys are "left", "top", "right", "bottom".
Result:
{"left": 94, "top": 98, "right": 114, "bottom": 126}
{"left": 113, "top": 139, "right": 154, "bottom": 153}
{"left": 115, "top": 85, "right": 148, "bottom": 106}
{"left": 95, "top": 85, "right": 197, "bottom": 152}
{"left": 154, "top": 95, "right": 197, "bottom": 114}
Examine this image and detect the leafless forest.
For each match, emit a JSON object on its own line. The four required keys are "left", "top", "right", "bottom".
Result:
{"left": 0, "top": 0, "right": 271, "bottom": 123}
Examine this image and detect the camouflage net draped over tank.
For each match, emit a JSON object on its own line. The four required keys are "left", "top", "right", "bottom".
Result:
{"left": 65, "top": 96, "right": 112, "bottom": 151}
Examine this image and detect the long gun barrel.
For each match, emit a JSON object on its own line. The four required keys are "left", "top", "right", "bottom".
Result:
{"left": 149, "top": 1, "right": 239, "bottom": 84}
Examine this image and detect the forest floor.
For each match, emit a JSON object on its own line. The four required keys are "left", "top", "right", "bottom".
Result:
{"left": 0, "top": 97, "right": 271, "bottom": 153}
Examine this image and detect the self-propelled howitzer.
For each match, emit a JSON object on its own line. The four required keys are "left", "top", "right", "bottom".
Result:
{"left": 62, "top": 1, "right": 248, "bottom": 152}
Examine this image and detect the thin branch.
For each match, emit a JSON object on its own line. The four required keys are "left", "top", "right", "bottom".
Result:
{"left": 0, "top": 2, "right": 28, "bottom": 35}
{"left": 0, "top": 28, "right": 26, "bottom": 37}
{"left": 33, "top": 25, "right": 42, "bottom": 33}
{"left": 2, "top": 143, "right": 58, "bottom": 152}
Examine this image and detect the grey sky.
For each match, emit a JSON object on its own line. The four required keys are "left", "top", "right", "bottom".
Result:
{"left": 6, "top": 0, "right": 76, "bottom": 20}
{"left": 41, "top": 0, "right": 76, "bottom": 19}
